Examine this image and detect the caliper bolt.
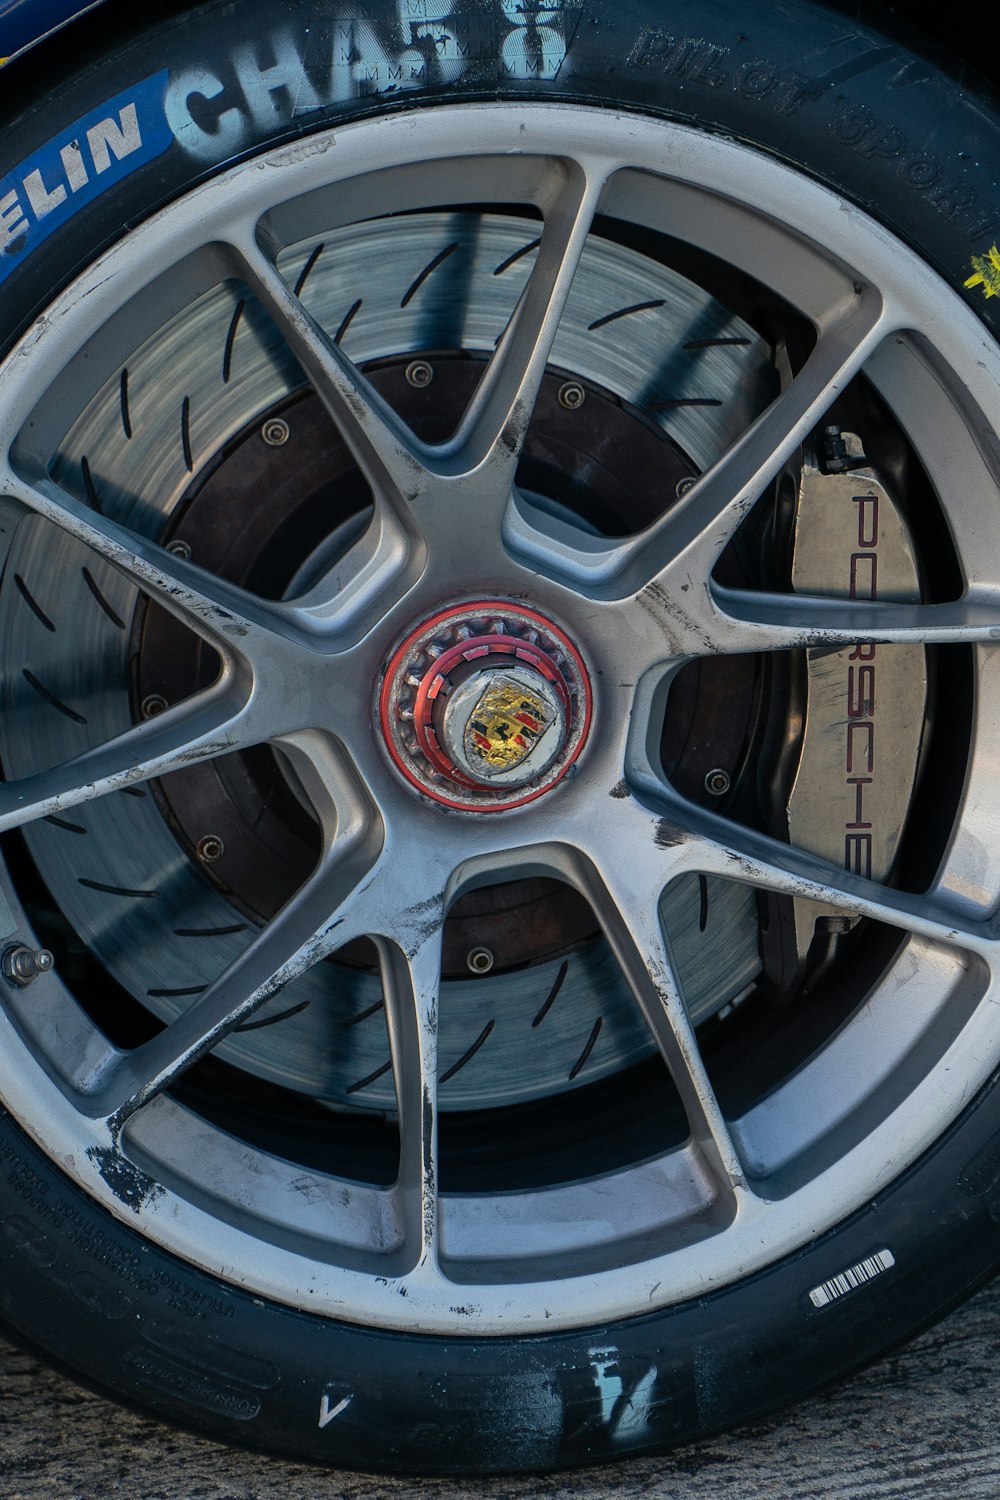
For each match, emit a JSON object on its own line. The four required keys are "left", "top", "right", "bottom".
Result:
{"left": 261, "top": 417, "right": 290, "bottom": 447}
{"left": 705, "top": 768, "right": 731, "bottom": 796}
{"left": 675, "top": 476, "right": 697, "bottom": 498}
{"left": 197, "top": 835, "right": 225, "bottom": 864}
{"left": 2, "top": 945, "right": 54, "bottom": 987}
{"left": 557, "top": 380, "right": 586, "bottom": 410}
{"left": 405, "top": 360, "right": 434, "bottom": 389}
{"left": 821, "top": 425, "right": 867, "bottom": 475}
{"left": 466, "top": 946, "right": 495, "bottom": 975}
{"left": 817, "top": 914, "right": 854, "bottom": 935}
{"left": 140, "top": 694, "right": 168, "bottom": 719}
{"left": 167, "top": 539, "right": 192, "bottom": 560}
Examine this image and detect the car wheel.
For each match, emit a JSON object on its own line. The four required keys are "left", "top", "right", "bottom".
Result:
{"left": 2, "top": 0, "right": 1000, "bottom": 1474}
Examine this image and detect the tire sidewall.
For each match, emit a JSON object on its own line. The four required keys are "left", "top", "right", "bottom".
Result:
{"left": 1, "top": 0, "right": 1000, "bottom": 347}
{"left": 6, "top": 1083, "right": 1000, "bottom": 1472}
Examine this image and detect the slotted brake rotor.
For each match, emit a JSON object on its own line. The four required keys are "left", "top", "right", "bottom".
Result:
{"left": 1, "top": 212, "right": 772, "bottom": 1110}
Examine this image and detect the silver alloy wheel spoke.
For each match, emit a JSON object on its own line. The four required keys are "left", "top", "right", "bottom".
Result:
{"left": 705, "top": 586, "right": 1000, "bottom": 653}
{"left": 229, "top": 160, "right": 608, "bottom": 579}
{"left": 446, "top": 160, "right": 608, "bottom": 491}
{"left": 648, "top": 790, "right": 997, "bottom": 960}
{"left": 2, "top": 466, "right": 286, "bottom": 656}
{"left": 230, "top": 234, "right": 435, "bottom": 506}
{"left": 0, "top": 675, "right": 253, "bottom": 833}
{"left": 503, "top": 288, "right": 890, "bottom": 604}
{"left": 217, "top": 231, "right": 421, "bottom": 640}
{"left": 574, "top": 827, "right": 747, "bottom": 1197}
{"left": 85, "top": 735, "right": 381, "bottom": 1127}
{"left": 633, "top": 289, "right": 891, "bottom": 592}
{"left": 378, "top": 922, "right": 445, "bottom": 1275}
{"left": 222, "top": 233, "right": 446, "bottom": 635}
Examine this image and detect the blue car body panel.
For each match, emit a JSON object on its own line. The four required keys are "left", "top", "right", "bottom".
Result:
{"left": 0, "top": 0, "right": 103, "bottom": 59}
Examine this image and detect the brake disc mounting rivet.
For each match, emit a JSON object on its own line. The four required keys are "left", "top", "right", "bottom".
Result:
{"left": 2, "top": 945, "right": 54, "bottom": 987}
{"left": 467, "top": 946, "right": 495, "bottom": 974}
{"left": 167, "top": 539, "right": 192, "bottom": 560}
{"left": 141, "top": 694, "right": 168, "bottom": 719}
{"left": 705, "top": 768, "right": 731, "bottom": 796}
{"left": 261, "top": 417, "right": 290, "bottom": 447}
{"left": 405, "top": 360, "right": 434, "bottom": 389}
{"left": 558, "top": 380, "right": 585, "bottom": 410}
{"left": 676, "top": 476, "right": 696, "bottom": 498}
{"left": 197, "top": 835, "right": 225, "bottom": 863}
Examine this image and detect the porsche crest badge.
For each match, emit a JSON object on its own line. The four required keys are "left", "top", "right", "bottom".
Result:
{"left": 463, "top": 674, "right": 557, "bottom": 776}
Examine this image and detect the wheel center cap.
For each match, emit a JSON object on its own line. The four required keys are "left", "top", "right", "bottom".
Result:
{"left": 443, "top": 665, "right": 564, "bottom": 787}
{"left": 379, "top": 601, "right": 592, "bottom": 811}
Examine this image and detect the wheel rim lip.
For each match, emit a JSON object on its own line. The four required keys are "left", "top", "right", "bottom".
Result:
{"left": 377, "top": 598, "right": 593, "bottom": 811}
{"left": 0, "top": 102, "right": 997, "bottom": 1333}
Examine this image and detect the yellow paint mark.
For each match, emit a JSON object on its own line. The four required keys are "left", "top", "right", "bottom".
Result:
{"left": 965, "top": 243, "right": 1000, "bottom": 299}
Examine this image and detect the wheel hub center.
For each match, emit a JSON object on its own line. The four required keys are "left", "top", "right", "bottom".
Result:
{"left": 379, "top": 601, "right": 592, "bottom": 811}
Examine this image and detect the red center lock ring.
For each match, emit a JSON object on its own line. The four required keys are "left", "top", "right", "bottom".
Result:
{"left": 378, "top": 601, "right": 593, "bottom": 812}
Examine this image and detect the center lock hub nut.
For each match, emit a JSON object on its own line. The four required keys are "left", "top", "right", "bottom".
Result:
{"left": 379, "top": 601, "right": 593, "bottom": 811}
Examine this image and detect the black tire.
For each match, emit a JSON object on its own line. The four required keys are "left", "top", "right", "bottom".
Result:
{"left": 2, "top": 0, "right": 1000, "bottom": 1475}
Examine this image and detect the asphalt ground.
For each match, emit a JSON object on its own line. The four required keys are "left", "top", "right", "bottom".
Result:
{"left": 3, "top": 1274, "right": 1000, "bottom": 1500}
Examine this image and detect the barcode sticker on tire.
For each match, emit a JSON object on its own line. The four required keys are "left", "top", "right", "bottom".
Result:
{"left": 808, "top": 1249, "right": 895, "bottom": 1308}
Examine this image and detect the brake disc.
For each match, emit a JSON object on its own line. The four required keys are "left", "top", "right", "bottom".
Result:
{"left": 3, "top": 211, "right": 776, "bottom": 1110}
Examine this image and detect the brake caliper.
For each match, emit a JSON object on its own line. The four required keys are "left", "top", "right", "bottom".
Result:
{"left": 762, "top": 430, "right": 927, "bottom": 998}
